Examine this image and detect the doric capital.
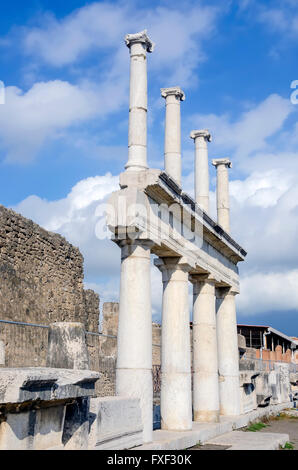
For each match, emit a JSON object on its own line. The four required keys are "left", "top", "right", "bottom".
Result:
{"left": 161, "top": 87, "right": 185, "bottom": 101}
{"left": 154, "top": 256, "right": 191, "bottom": 282}
{"left": 124, "top": 30, "right": 155, "bottom": 53}
{"left": 212, "top": 158, "right": 232, "bottom": 169}
{"left": 189, "top": 273, "right": 218, "bottom": 285}
{"left": 190, "top": 129, "right": 212, "bottom": 142}
{"left": 216, "top": 286, "right": 239, "bottom": 298}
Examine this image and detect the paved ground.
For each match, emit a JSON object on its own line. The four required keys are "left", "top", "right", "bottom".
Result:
{"left": 259, "top": 415, "right": 298, "bottom": 450}
{"left": 190, "top": 413, "right": 298, "bottom": 450}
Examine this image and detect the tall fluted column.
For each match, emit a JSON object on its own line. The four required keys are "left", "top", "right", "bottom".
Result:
{"left": 190, "top": 275, "right": 220, "bottom": 422}
{"left": 190, "top": 130, "right": 212, "bottom": 213}
{"left": 116, "top": 240, "right": 153, "bottom": 443}
{"left": 125, "top": 30, "right": 154, "bottom": 172}
{"left": 216, "top": 287, "right": 240, "bottom": 416}
{"left": 161, "top": 87, "right": 185, "bottom": 185}
{"left": 154, "top": 257, "right": 192, "bottom": 431}
{"left": 212, "top": 158, "right": 232, "bottom": 233}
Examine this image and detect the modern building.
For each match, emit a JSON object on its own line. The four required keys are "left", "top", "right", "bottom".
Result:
{"left": 237, "top": 324, "right": 298, "bottom": 363}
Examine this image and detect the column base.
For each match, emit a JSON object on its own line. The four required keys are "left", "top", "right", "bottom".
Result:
{"left": 161, "top": 372, "right": 192, "bottom": 431}
{"left": 116, "top": 368, "right": 153, "bottom": 443}
{"left": 219, "top": 375, "right": 241, "bottom": 416}
{"left": 194, "top": 410, "right": 220, "bottom": 423}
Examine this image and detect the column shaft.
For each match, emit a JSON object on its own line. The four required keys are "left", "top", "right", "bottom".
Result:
{"left": 190, "top": 130, "right": 211, "bottom": 213}
{"left": 191, "top": 277, "right": 219, "bottom": 422}
{"left": 155, "top": 258, "right": 192, "bottom": 431}
{"left": 216, "top": 288, "right": 240, "bottom": 416}
{"left": 162, "top": 88, "right": 185, "bottom": 185}
{"left": 116, "top": 240, "right": 153, "bottom": 443}
{"left": 125, "top": 31, "right": 154, "bottom": 172}
{"left": 212, "top": 159, "right": 232, "bottom": 233}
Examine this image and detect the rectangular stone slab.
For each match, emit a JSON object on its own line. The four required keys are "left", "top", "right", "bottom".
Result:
{"left": 0, "top": 368, "right": 100, "bottom": 405}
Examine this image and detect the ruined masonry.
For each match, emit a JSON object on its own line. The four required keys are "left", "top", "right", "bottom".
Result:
{"left": 0, "top": 29, "right": 297, "bottom": 451}
{"left": 0, "top": 204, "right": 99, "bottom": 331}
{"left": 107, "top": 30, "right": 247, "bottom": 444}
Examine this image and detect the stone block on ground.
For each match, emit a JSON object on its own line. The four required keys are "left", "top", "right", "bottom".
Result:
{"left": 88, "top": 396, "right": 143, "bottom": 450}
{"left": 0, "top": 367, "right": 99, "bottom": 450}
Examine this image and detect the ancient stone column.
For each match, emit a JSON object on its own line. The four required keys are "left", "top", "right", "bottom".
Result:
{"left": 125, "top": 30, "right": 154, "bottom": 172}
{"left": 154, "top": 257, "right": 192, "bottom": 431}
{"left": 47, "top": 322, "right": 89, "bottom": 370}
{"left": 161, "top": 87, "right": 185, "bottom": 185}
{"left": 216, "top": 287, "right": 240, "bottom": 416}
{"left": 190, "top": 275, "right": 220, "bottom": 422}
{"left": 116, "top": 240, "right": 153, "bottom": 443}
{"left": 190, "top": 130, "right": 212, "bottom": 213}
{"left": 212, "top": 158, "right": 232, "bottom": 233}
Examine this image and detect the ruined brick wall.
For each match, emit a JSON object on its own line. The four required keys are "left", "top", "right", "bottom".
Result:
{"left": 0, "top": 205, "right": 99, "bottom": 331}
{"left": 84, "top": 290, "right": 100, "bottom": 333}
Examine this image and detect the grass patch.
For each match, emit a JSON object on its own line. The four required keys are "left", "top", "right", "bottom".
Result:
{"left": 245, "top": 422, "right": 268, "bottom": 432}
{"left": 280, "top": 441, "right": 294, "bottom": 450}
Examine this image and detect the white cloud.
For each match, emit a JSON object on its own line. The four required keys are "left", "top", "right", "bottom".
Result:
{"left": 14, "top": 173, "right": 120, "bottom": 280}
{"left": 21, "top": 2, "right": 219, "bottom": 86}
{"left": 8, "top": 78, "right": 298, "bottom": 322}
{"left": 230, "top": 168, "right": 294, "bottom": 208}
{"left": 187, "top": 94, "right": 293, "bottom": 162}
{"left": 24, "top": 3, "right": 131, "bottom": 67}
{"left": 0, "top": 2, "right": 222, "bottom": 164}
{"left": 237, "top": 270, "right": 298, "bottom": 314}
{"left": 0, "top": 78, "right": 128, "bottom": 163}
{"left": 12, "top": 161, "right": 298, "bottom": 321}
{"left": 258, "top": 5, "right": 298, "bottom": 37}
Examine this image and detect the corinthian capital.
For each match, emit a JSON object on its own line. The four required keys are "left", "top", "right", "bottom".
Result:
{"left": 125, "top": 30, "right": 155, "bottom": 53}
{"left": 190, "top": 129, "right": 212, "bottom": 142}
{"left": 161, "top": 87, "right": 185, "bottom": 101}
{"left": 212, "top": 158, "right": 232, "bottom": 169}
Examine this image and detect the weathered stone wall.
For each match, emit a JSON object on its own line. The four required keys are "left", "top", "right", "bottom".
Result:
{"left": 0, "top": 323, "right": 48, "bottom": 368}
{"left": 152, "top": 323, "right": 161, "bottom": 366}
{"left": 0, "top": 205, "right": 99, "bottom": 331}
{"left": 83, "top": 290, "right": 100, "bottom": 333}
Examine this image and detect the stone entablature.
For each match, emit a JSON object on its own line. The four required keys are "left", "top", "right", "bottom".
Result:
{"left": 108, "top": 169, "right": 245, "bottom": 292}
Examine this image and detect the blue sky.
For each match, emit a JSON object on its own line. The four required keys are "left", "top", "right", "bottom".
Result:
{"left": 0, "top": 0, "right": 298, "bottom": 335}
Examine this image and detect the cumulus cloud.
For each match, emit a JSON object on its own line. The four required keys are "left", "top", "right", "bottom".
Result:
{"left": 237, "top": 270, "right": 298, "bottom": 315}
{"left": 21, "top": 1, "right": 219, "bottom": 86}
{"left": 226, "top": 163, "right": 298, "bottom": 319}
{"left": 14, "top": 173, "right": 120, "bottom": 280}
{"left": 187, "top": 94, "right": 293, "bottom": 163}
{"left": 0, "top": 1, "right": 222, "bottom": 164}
{"left": 185, "top": 91, "right": 298, "bottom": 319}
{"left": 13, "top": 171, "right": 168, "bottom": 317}
{"left": 12, "top": 158, "right": 298, "bottom": 321}
{"left": 0, "top": 78, "right": 129, "bottom": 163}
